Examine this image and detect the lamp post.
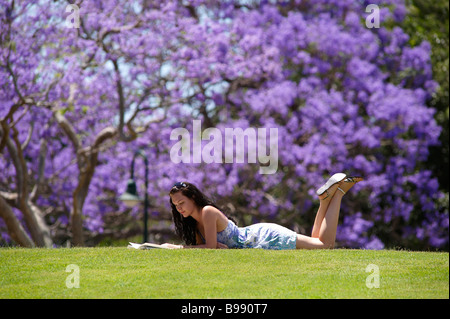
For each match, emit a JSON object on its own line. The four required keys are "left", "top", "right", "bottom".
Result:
{"left": 119, "top": 149, "right": 149, "bottom": 243}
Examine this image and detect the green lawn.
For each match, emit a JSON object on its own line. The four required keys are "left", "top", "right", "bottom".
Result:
{"left": 0, "top": 248, "right": 448, "bottom": 299}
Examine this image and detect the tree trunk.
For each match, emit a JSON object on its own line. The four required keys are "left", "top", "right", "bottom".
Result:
{"left": 23, "top": 201, "right": 53, "bottom": 247}
{"left": 0, "top": 196, "right": 35, "bottom": 247}
{"left": 70, "top": 166, "right": 95, "bottom": 246}
{"left": 4, "top": 126, "right": 53, "bottom": 247}
{"left": 69, "top": 127, "right": 118, "bottom": 246}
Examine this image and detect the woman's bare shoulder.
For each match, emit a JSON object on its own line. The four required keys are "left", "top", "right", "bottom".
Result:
{"left": 202, "top": 205, "right": 222, "bottom": 216}
{"left": 202, "top": 205, "right": 228, "bottom": 223}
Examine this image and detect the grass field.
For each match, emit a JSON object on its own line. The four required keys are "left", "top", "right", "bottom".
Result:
{"left": 0, "top": 248, "right": 448, "bottom": 299}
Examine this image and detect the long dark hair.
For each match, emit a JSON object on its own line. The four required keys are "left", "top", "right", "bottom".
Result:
{"left": 169, "top": 182, "right": 232, "bottom": 245}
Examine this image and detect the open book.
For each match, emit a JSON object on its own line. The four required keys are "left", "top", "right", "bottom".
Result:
{"left": 127, "top": 242, "right": 170, "bottom": 249}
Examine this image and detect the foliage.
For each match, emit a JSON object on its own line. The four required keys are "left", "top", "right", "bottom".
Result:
{"left": 0, "top": 0, "right": 448, "bottom": 249}
{"left": 402, "top": 0, "right": 449, "bottom": 191}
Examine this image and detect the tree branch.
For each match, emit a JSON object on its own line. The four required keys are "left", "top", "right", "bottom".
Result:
{"left": 52, "top": 106, "right": 82, "bottom": 152}
{"left": 0, "top": 196, "right": 35, "bottom": 247}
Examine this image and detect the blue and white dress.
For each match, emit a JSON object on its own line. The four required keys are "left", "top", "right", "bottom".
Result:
{"left": 214, "top": 220, "right": 297, "bottom": 250}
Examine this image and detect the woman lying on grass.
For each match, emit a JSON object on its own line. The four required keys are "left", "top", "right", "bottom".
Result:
{"left": 162, "top": 173, "right": 362, "bottom": 250}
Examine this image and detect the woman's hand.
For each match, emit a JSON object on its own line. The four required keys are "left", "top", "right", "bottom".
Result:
{"left": 216, "top": 242, "right": 228, "bottom": 249}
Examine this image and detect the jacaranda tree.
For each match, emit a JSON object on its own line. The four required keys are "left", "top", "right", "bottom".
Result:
{"left": 1, "top": 0, "right": 448, "bottom": 250}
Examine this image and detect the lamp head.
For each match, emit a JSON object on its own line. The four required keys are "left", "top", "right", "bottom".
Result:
{"left": 119, "top": 179, "right": 142, "bottom": 207}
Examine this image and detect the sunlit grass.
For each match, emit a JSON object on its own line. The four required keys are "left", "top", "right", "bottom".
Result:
{"left": 0, "top": 248, "right": 448, "bottom": 299}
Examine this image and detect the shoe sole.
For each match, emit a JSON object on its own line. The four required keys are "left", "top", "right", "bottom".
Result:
{"left": 316, "top": 173, "right": 347, "bottom": 196}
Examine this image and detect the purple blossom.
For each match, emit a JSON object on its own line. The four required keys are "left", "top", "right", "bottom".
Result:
{"left": 0, "top": 0, "right": 446, "bottom": 250}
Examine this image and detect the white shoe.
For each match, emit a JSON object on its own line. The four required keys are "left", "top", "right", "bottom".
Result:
{"left": 316, "top": 173, "right": 347, "bottom": 199}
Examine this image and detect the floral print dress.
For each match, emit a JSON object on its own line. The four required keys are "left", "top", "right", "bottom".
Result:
{"left": 215, "top": 220, "right": 297, "bottom": 250}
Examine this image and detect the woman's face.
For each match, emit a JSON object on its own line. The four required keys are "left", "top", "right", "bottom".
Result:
{"left": 170, "top": 191, "right": 198, "bottom": 218}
